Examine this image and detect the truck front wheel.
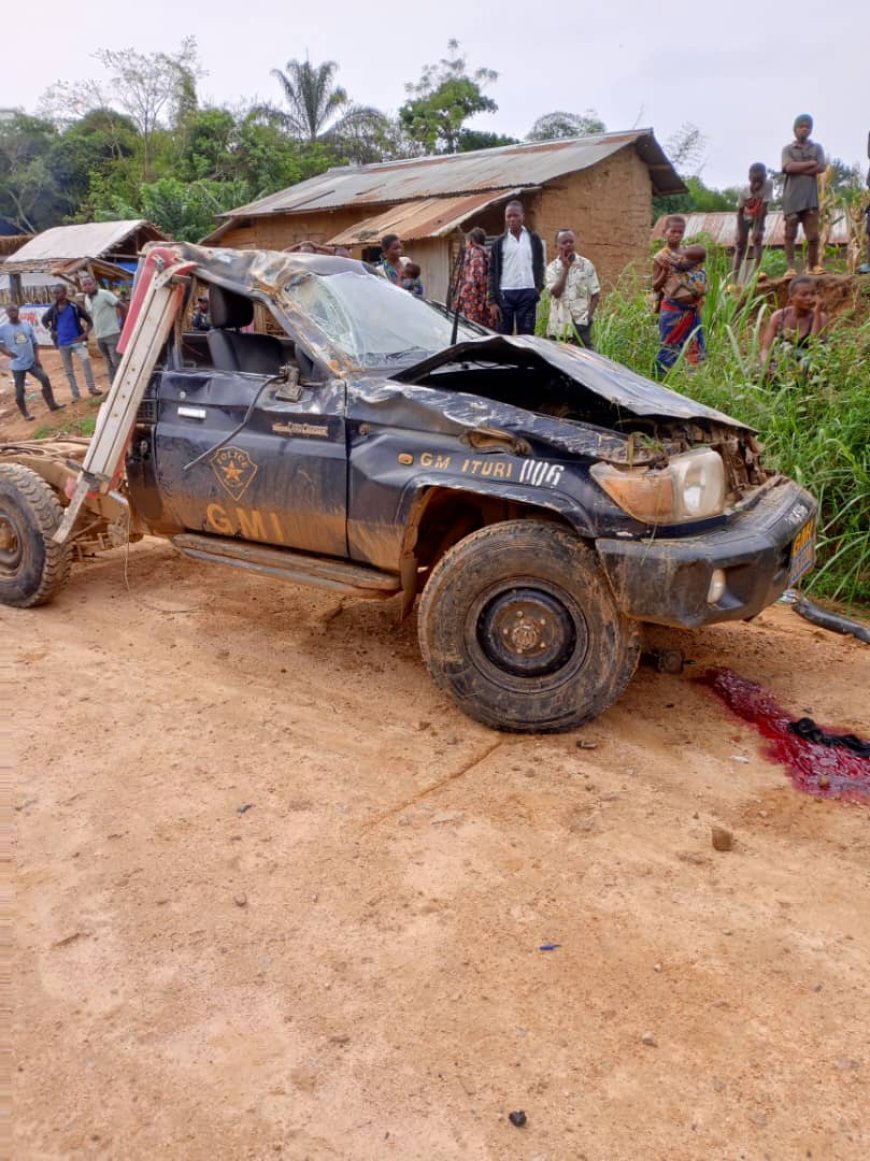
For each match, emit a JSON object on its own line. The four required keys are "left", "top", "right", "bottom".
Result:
{"left": 418, "top": 520, "right": 641, "bottom": 732}
{"left": 0, "top": 464, "right": 72, "bottom": 608}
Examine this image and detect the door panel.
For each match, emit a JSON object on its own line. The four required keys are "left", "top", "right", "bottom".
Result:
{"left": 153, "top": 369, "right": 347, "bottom": 557}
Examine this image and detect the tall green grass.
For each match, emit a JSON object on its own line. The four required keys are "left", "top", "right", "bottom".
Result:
{"left": 551, "top": 255, "right": 870, "bottom": 604}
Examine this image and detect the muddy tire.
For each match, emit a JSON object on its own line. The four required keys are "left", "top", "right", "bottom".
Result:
{"left": 418, "top": 520, "right": 641, "bottom": 733}
{"left": 0, "top": 464, "right": 72, "bottom": 608}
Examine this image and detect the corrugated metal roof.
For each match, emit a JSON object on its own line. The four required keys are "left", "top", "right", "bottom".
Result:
{"left": 1, "top": 220, "right": 167, "bottom": 272}
{"left": 327, "top": 190, "right": 523, "bottom": 245}
{"left": 223, "top": 129, "right": 684, "bottom": 220}
{"left": 651, "top": 211, "right": 851, "bottom": 248}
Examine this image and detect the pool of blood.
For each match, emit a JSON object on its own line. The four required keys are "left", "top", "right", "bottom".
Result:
{"left": 701, "top": 668, "right": 870, "bottom": 802}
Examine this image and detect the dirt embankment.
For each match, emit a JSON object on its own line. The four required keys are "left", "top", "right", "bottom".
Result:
{"left": 755, "top": 272, "right": 870, "bottom": 322}
{"left": 10, "top": 541, "right": 870, "bottom": 1160}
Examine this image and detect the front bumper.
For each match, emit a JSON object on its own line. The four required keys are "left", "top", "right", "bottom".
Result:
{"left": 596, "top": 479, "right": 817, "bottom": 628}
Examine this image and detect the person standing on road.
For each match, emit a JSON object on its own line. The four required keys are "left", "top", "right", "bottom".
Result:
{"left": 81, "top": 274, "right": 126, "bottom": 378}
{"left": 488, "top": 201, "right": 545, "bottom": 335}
{"left": 545, "top": 229, "right": 601, "bottom": 348}
{"left": 41, "top": 286, "right": 102, "bottom": 401}
{"left": 0, "top": 305, "right": 65, "bottom": 421}
{"left": 782, "top": 115, "right": 826, "bottom": 276}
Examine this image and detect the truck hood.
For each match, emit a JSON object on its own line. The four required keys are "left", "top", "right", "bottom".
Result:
{"left": 394, "top": 334, "right": 751, "bottom": 430}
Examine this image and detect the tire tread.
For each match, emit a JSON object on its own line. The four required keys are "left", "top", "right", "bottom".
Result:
{"left": 0, "top": 463, "right": 72, "bottom": 607}
{"left": 418, "top": 519, "right": 641, "bottom": 732}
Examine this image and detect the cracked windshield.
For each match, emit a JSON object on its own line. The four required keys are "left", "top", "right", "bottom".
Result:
{"left": 284, "top": 268, "right": 478, "bottom": 369}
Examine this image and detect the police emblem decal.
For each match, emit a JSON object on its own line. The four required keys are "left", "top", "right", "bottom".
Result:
{"left": 210, "top": 446, "right": 259, "bottom": 501}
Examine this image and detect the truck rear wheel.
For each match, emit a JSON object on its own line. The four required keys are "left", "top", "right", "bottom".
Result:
{"left": 0, "top": 464, "right": 72, "bottom": 608}
{"left": 418, "top": 520, "right": 641, "bottom": 732}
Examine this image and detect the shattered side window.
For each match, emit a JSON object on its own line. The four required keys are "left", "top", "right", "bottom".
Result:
{"left": 284, "top": 269, "right": 477, "bottom": 369}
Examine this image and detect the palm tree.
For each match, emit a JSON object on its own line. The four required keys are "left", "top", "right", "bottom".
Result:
{"left": 268, "top": 58, "right": 385, "bottom": 149}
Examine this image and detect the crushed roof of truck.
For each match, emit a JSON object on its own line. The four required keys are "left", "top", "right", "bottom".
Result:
{"left": 152, "top": 242, "right": 751, "bottom": 430}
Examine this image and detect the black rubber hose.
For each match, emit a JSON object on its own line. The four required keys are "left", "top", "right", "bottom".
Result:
{"left": 183, "top": 375, "right": 281, "bottom": 472}
{"left": 794, "top": 597, "right": 870, "bottom": 645}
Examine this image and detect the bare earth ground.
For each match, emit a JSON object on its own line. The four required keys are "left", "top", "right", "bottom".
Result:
{"left": 0, "top": 347, "right": 111, "bottom": 441}
{"left": 8, "top": 534, "right": 869, "bottom": 1160}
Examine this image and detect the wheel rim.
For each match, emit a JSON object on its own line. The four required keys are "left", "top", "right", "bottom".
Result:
{"left": 472, "top": 581, "right": 589, "bottom": 684}
{"left": 0, "top": 508, "right": 23, "bottom": 575}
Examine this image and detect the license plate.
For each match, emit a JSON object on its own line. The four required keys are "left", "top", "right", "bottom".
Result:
{"left": 789, "top": 518, "right": 816, "bottom": 585}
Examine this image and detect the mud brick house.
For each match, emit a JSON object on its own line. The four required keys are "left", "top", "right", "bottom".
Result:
{"left": 208, "top": 131, "right": 684, "bottom": 301}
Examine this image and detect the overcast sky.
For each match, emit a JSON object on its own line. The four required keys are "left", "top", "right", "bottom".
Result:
{"left": 4, "top": 0, "right": 868, "bottom": 190}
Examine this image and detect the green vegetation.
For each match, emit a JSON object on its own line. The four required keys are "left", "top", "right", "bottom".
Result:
{"left": 399, "top": 40, "right": 499, "bottom": 155}
{"left": 1, "top": 39, "right": 585, "bottom": 239}
{"left": 589, "top": 252, "right": 870, "bottom": 605}
{"left": 33, "top": 413, "right": 98, "bottom": 440}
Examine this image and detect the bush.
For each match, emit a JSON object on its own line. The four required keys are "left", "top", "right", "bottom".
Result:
{"left": 590, "top": 256, "right": 869, "bottom": 605}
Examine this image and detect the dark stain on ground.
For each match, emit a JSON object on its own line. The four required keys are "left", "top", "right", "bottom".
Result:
{"left": 701, "top": 667, "right": 870, "bottom": 803}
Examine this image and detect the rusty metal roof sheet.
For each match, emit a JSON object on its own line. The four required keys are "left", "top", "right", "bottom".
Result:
{"left": 223, "top": 130, "right": 684, "bottom": 220}
{"left": 327, "top": 190, "right": 523, "bottom": 245}
{"left": 651, "top": 211, "right": 851, "bottom": 248}
{"left": 1, "top": 220, "right": 168, "bottom": 273}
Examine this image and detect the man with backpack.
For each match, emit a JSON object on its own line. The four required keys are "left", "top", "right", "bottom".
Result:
{"left": 42, "top": 285, "right": 102, "bottom": 401}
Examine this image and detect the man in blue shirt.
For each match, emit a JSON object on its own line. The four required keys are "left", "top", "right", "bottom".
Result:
{"left": 0, "top": 305, "right": 65, "bottom": 421}
{"left": 41, "top": 285, "right": 102, "bottom": 400}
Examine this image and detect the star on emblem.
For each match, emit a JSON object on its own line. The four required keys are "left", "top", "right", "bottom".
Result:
{"left": 210, "top": 446, "right": 258, "bottom": 501}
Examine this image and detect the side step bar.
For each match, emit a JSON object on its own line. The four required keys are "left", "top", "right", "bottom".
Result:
{"left": 172, "top": 533, "right": 402, "bottom": 600}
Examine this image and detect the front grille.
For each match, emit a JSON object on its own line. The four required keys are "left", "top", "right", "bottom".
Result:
{"left": 137, "top": 399, "right": 158, "bottom": 423}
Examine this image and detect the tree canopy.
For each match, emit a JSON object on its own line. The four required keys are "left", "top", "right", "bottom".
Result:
{"left": 399, "top": 41, "right": 498, "bottom": 154}
{"left": 527, "top": 111, "right": 606, "bottom": 141}
{"left": 0, "top": 41, "right": 792, "bottom": 242}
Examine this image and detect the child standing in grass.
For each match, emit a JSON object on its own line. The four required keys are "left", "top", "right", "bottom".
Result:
{"left": 652, "top": 215, "right": 686, "bottom": 313}
{"left": 781, "top": 115, "right": 826, "bottom": 276}
{"left": 733, "top": 163, "right": 773, "bottom": 276}
{"left": 655, "top": 243, "right": 708, "bottom": 375}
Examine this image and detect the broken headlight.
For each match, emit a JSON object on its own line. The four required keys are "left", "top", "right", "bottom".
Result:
{"left": 590, "top": 447, "right": 726, "bottom": 525}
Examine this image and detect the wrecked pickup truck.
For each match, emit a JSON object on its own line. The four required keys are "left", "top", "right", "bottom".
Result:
{"left": 0, "top": 243, "right": 817, "bottom": 731}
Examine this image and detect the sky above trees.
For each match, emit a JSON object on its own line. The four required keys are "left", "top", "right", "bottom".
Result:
{"left": 2, "top": 0, "right": 865, "bottom": 190}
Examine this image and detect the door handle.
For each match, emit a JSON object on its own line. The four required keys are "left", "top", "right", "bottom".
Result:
{"left": 177, "top": 406, "right": 207, "bottom": 420}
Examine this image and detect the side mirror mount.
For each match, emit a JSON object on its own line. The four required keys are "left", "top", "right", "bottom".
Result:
{"left": 274, "top": 364, "right": 303, "bottom": 402}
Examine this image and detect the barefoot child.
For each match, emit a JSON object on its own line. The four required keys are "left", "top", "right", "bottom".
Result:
{"left": 734, "top": 163, "right": 773, "bottom": 276}
{"left": 782, "top": 115, "right": 826, "bottom": 276}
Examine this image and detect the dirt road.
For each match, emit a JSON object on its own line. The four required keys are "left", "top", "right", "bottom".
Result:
{"left": 10, "top": 540, "right": 870, "bottom": 1160}
{"left": 1, "top": 347, "right": 111, "bottom": 441}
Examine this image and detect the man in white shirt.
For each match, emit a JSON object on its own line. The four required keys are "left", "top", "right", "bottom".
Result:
{"left": 488, "top": 201, "right": 545, "bottom": 335}
{"left": 545, "top": 230, "right": 601, "bottom": 349}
